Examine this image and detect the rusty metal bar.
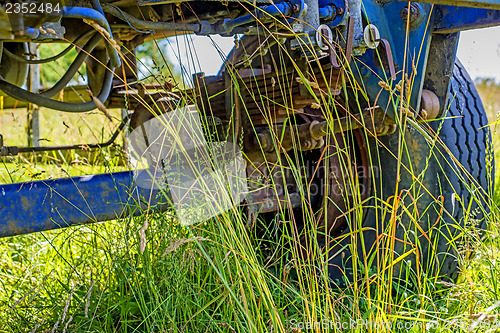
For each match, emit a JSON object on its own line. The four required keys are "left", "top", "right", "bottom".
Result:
{"left": 0, "top": 116, "right": 129, "bottom": 157}
{"left": 254, "top": 108, "right": 394, "bottom": 153}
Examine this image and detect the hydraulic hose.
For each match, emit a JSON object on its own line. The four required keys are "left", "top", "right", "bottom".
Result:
{"left": 0, "top": 63, "right": 115, "bottom": 113}
{"left": 40, "top": 33, "right": 102, "bottom": 98}
{"left": 62, "top": 6, "right": 121, "bottom": 67}
{"left": 90, "top": 0, "right": 105, "bottom": 16}
{"left": 101, "top": 3, "right": 200, "bottom": 32}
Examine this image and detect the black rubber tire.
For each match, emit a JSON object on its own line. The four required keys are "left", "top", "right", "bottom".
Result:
{"left": 327, "top": 60, "right": 494, "bottom": 286}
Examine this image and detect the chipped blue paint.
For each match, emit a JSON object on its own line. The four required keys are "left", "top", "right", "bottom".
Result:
{"left": 0, "top": 171, "right": 171, "bottom": 237}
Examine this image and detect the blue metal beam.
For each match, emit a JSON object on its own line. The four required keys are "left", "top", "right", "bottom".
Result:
{"left": 434, "top": 5, "right": 500, "bottom": 33}
{"left": 350, "top": 1, "right": 500, "bottom": 119}
{"left": 0, "top": 171, "right": 171, "bottom": 238}
{"left": 382, "top": 0, "right": 500, "bottom": 11}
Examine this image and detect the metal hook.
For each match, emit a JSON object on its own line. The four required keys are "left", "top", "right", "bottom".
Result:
{"left": 317, "top": 24, "right": 342, "bottom": 68}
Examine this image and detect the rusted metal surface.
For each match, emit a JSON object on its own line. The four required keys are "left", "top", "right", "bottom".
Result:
{"left": 422, "top": 32, "right": 459, "bottom": 117}
{"left": 244, "top": 152, "right": 303, "bottom": 227}
{"left": 345, "top": 17, "right": 355, "bottom": 64}
{"left": 377, "top": 39, "right": 396, "bottom": 80}
{"left": 248, "top": 107, "right": 396, "bottom": 154}
{"left": 3, "top": 0, "right": 500, "bottom": 239}
{"left": 314, "top": 133, "right": 352, "bottom": 236}
{"left": 193, "top": 63, "right": 343, "bottom": 122}
{"left": 420, "top": 89, "right": 441, "bottom": 120}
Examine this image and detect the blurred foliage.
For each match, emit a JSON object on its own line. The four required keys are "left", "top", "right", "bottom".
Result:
{"left": 38, "top": 43, "right": 84, "bottom": 87}
{"left": 135, "top": 39, "right": 183, "bottom": 87}
{"left": 475, "top": 77, "right": 500, "bottom": 120}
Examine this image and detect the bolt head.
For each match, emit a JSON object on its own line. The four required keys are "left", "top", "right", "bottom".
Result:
{"left": 400, "top": 4, "right": 420, "bottom": 23}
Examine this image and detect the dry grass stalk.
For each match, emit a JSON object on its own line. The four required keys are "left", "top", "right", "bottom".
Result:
{"left": 162, "top": 237, "right": 209, "bottom": 257}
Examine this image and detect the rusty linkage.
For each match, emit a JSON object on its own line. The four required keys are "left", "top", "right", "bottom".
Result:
{"left": 251, "top": 107, "right": 396, "bottom": 154}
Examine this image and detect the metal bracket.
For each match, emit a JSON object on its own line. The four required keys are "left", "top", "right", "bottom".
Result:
{"left": 315, "top": 17, "right": 354, "bottom": 68}
{"left": 317, "top": 24, "right": 342, "bottom": 67}
{"left": 377, "top": 38, "right": 396, "bottom": 80}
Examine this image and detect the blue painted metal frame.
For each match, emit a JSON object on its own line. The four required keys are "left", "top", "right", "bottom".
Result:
{"left": 387, "top": 0, "right": 500, "bottom": 11}
{"left": 0, "top": 171, "right": 170, "bottom": 237}
{"left": 435, "top": 5, "right": 500, "bottom": 32}
{"left": 352, "top": 2, "right": 435, "bottom": 117}
{"left": 351, "top": 1, "right": 500, "bottom": 119}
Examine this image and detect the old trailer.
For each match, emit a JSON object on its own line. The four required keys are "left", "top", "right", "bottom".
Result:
{"left": 0, "top": 0, "right": 496, "bottom": 284}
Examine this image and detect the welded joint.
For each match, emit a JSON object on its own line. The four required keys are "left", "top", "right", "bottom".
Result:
{"left": 347, "top": 0, "right": 364, "bottom": 55}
